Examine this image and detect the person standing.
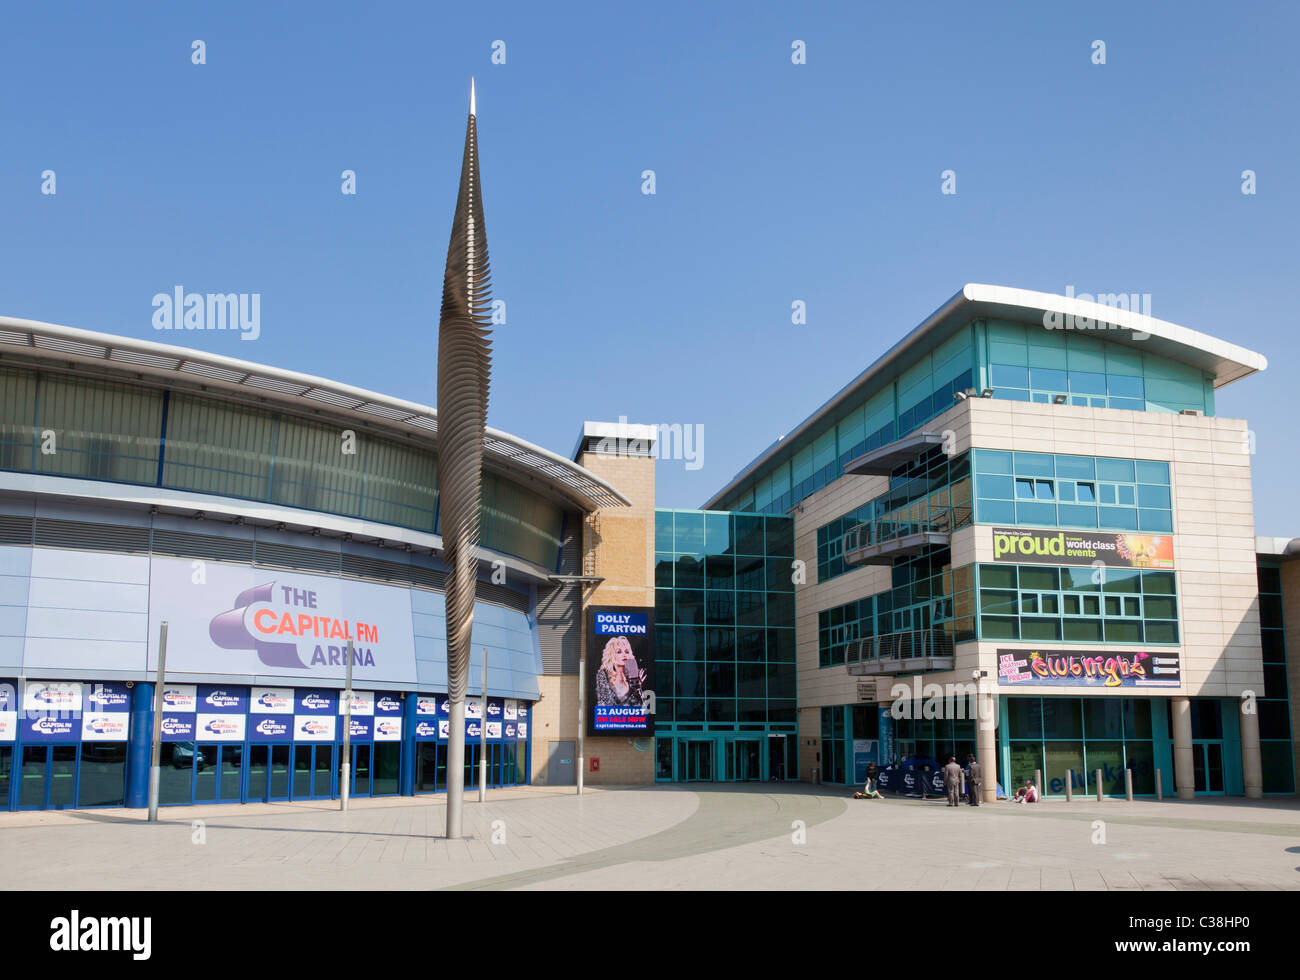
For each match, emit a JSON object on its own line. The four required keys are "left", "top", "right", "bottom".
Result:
{"left": 966, "top": 753, "right": 982, "bottom": 806}
{"left": 942, "top": 756, "right": 963, "bottom": 807}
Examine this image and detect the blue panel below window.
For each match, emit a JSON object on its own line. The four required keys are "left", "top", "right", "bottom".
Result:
{"left": 976, "top": 499, "right": 1016, "bottom": 524}
{"left": 1014, "top": 501, "right": 1056, "bottom": 525}
{"left": 1138, "top": 509, "right": 1173, "bottom": 533}
{"left": 1057, "top": 504, "right": 1098, "bottom": 528}
{"left": 1098, "top": 506, "right": 1138, "bottom": 530}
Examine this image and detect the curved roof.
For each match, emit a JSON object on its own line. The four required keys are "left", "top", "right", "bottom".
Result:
{"left": 704, "top": 283, "right": 1268, "bottom": 508}
{"left": 0, "top": 315, "right": 629, "bottom": 511}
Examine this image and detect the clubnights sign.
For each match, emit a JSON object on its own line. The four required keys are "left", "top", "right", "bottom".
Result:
{"left": 992, "top": 528, "right": 1174, "bottom": 569}
{"left": 997, "top": 648, "right": 1181, "bottom": 688}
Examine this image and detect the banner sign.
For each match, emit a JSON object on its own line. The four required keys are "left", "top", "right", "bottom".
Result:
{"left": 852, "top": 739, "right": 879, "bottom": 783}
{"left": 992, "top": 527, "right": 1174, "bottom": 569}
{"left": 250, "top": 716, "right": 294, "bottom": 743}
{"left": 588, "top": 607, "right": 655, "bottom": 736}
{"left": 876, "top": 767, "right": 945, "bottom": 797}
{"left": 250, "top": 688, "right": 293, "bottom": 714}
{"left": 373, "top": 717, "right": 402, "bottom": 741}
{"left": 997, "top": 648, "right": 1181, "bottom": 687}
{"left": 20, "top": 681, "right": 132, "bottom": 743}
{"left": 147, "top": 556, "right": 417, "bottom": 686}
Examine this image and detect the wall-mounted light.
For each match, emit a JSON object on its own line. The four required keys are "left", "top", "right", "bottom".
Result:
{"left": 1053, "top": 394, "right": 1068, "bottom": 405}
{"left": 953, "top": 391, "right": 969, "bottom": 403}
{"left": 980, "top": 389, "right": 995, "bottom": 399}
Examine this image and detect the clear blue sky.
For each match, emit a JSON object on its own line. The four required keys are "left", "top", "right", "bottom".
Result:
{"left": 1, "top": 1, "right": 1296, "bottom": 534}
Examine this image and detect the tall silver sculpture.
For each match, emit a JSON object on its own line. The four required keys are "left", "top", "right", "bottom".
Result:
{"left": 438, "top": 80, "right": 492, "bottom": 840}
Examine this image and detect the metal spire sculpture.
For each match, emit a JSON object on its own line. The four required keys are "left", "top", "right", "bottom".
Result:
{"left": 438, "top": 79, "right": 492, "bottom": 840}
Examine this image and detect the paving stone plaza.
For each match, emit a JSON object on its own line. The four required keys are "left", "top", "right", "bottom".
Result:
{"left": 2, "top": 785, "right": 1296, "bottom": 891}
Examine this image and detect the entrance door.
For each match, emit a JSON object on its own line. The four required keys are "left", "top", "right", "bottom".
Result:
{"left": 268, "top": 746, "right": 291, "bottom": 800}
{"left": 193, "top": 745, "right": 244, "bottom": 803}
{"left": 339, "top": 744, "right": 372, "bottom": 797}
{"left": 767, "top": 735, "right": 790, "bottom": 781}
{"left": 679, "top": 739, "right": 714, "bottom": 781}
{"left": 248, "top": 745, "right": 270, "bottom": 802}
{"left": 547, "top": 740, "right": 575, "bottom": 785}
{"left": 415, "top": 742, "right": 444, "bottom": 793}
{"left": 0, "top": 746, "right": 10, "bottom": 810}
{"left": 291, "top": 744, "right": 334, "bottom": 800}
{"left": 247, "top": 744, "right": 292, "bottom": 801}
{"left": 1193, "top": 742, "right": 1225, "bottom": 794}
{"left": 724, "top": 739, "right": 762, "bottom": 781}
{"left": 19, "top": 745, "right": 78, "bottom": 810}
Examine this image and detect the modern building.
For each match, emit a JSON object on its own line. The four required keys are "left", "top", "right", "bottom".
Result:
{"left": 0, "top": 315, "right": 627, "bottom": 810}
{"left": 704, "top": 283, "right": 1295, "bottom": 799}
{"left": 1, "top": 282, "right": 1297, "bottom": 809}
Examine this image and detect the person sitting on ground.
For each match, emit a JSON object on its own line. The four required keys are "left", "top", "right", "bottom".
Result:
{"left": 853, "top": 762, "right": 883, "bottom": 799}
{"left": 1012, "top": 778, "right": 1039, "bottom": 804}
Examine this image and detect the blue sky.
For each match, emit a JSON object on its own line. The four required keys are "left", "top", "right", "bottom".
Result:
{"left": 1, "top": 1, "right": 1296, "bottom": 533}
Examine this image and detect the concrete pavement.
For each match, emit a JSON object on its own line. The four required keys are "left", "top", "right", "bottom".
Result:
{"left": 1, "top": 784, "right": 1297, "bottom": 890}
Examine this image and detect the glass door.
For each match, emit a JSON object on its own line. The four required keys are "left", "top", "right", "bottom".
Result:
{"left": 339, "top": 744, "right": 372, "bottom": 797}
{"left": 371, "top": 743, "right": 399, "bottom": 796}
{"left": 247, "top": 745, "right": 270, "bottom": 802}
{"left": 194, "top": 745, "right": 244, "bottom": 803}
{"left": 678, "top": 739, "right": 714, "bottom": 781}
{"left": 767, "top": 735, "right": 791, "bottom": 781}
{"left": 268, "top": 746, "right": 291, "bottom": 800}
{"left": 18, "top": 745, "right": 79, "bottom": 810}
{"left": 0, "top": 746, "right": 10, "bottom": 810}
{"left": 415, "top": 742, "right": 442, "bottom": 793}
{"left": 724, "top": 739, "right": 762, "bottom": 781}
{"left": 1193, "top": 742, "right": 1225, "bottom": 794}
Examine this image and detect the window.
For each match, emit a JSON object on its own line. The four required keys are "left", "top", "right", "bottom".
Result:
{"left": 970, "top": 451, "right": 1169, "bottom": 533}
{"left": 977, "top": 565, "right": 1179, "bottom": 645}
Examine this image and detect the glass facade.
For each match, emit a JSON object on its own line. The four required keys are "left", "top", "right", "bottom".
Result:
{"left": 1256, "top": 561, "right": 1295, "bottom": 793}
{"left": 1004, "top": 696, "right": 1163, "bottom": 796}
{"left": 981, "top": 317, "right": 1215, "bottom": 415}
{"left": 0, "top": 365, "right": 563, "bottom": 567}
{"left": 977, "top": 564, "right": 1180, "bottom": 645}
{"left": 714, "top": 330, "right": 974, "bottom": 515}
{"left": 973, "top": 450, "right": 1172, "bottom": 533}
{"left": 712, "top": 316, "right": 1217, "bottom": 518}
{"left": 654, "top": 509, "right": 797, "bottom": 780}
{"left": 817, "top": 448, "right": 972, "bottom": 582}
{"left": 818, "top": 554, "right": 975, "bottom": 666}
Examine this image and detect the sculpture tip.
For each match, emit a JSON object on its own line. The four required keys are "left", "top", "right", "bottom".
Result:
{"left": 470, "top": 77, "right": 476, "bottom": 117}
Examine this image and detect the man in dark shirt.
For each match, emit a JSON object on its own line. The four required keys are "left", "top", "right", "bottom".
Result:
{"left": 966, "top": 753, "right": 982, "bottom": 806}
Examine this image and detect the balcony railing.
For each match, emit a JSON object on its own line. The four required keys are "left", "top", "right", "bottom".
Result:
{"left": 841, "top": 505, "right": 972, "bottom": 565}
{"left": 846, "top": 628, "right": 956, "bottom": 675}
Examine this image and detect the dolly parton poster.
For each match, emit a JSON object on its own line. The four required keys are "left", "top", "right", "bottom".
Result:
{"left": 587, "top": 607, "right": 655, "bottom": 736}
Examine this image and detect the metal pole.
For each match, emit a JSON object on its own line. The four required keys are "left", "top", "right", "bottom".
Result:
{"left": 1065, "top": 768, "right": 1073, "bottom": 802}
{"left": 1095, "top": 768, "right": 1103, "bottom": 802}
{"left": 147, "top": 622, "right": 169, "bottom": 822}
{"left": 577, "top": 658, "right": 585, "bottom": 795}
{"left": 1125, "top": 768, "right": 1134, "bottom": 801}
{"left": 478, "top": 647, "right": 487, "bottom": 802}
{"left": 340, "top": 638, "right": 353, "bottom": 811}
{"left": 1034, "top": 768, "right": 1041, "bottom": 800}
{"left": 1155, "top": 768, "right": 1164, "bottom": 800}
{"left": 446, "top": 695, "right": 465, "bottom": 836}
